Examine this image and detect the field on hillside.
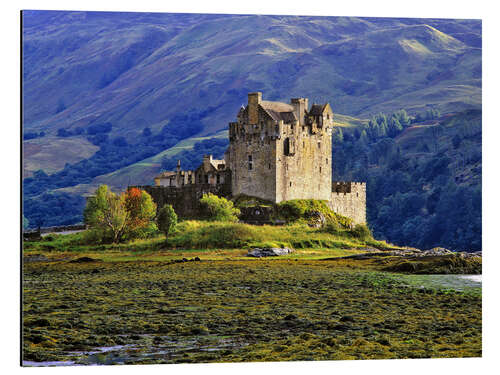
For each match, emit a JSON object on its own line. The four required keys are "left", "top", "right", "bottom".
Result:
{"left": 22, "top": 257, "right": 481, "bottom": 366}
{"left": 23, "top": 136, "right": 99, "bottom": 178}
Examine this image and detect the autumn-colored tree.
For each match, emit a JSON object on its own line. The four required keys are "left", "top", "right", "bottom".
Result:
{"left": 84, "top": 185, "right": 156, "bottom": 243}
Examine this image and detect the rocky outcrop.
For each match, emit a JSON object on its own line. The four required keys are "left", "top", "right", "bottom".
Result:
{"left": 247, "top": 247, "right": 294, "bottom": 257}
{"left": 307, "top": 211, "right": 326, "bottom": 228}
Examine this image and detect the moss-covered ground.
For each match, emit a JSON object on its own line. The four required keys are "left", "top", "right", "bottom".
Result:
{"left": 22, "top": 257, "right": 481, "bottom": 366}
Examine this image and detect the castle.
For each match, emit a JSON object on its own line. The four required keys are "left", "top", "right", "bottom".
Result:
{"left": 135, "top": 92, "right": 366, "bottom": 224}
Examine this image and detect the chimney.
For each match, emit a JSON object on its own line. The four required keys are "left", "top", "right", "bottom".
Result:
{"left": 248, "top": 92, "right": 262, "bottom": 125}
{"left": 291, "top": 98, "right": 308, "bottom": 126}
{"left": 176, "top": 159, "right": 181, "bottom": 173}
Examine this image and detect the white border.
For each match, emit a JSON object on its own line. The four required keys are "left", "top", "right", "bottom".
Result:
{"left": 3, "top": 1, "right": 498, "bottom": 374}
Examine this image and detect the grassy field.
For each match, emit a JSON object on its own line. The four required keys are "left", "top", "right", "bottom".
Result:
{"left": 22, "top": 220, "right": 481, "bottom": 366}
{"left": 22, "top": 258, "right": 481, "bottom": 365}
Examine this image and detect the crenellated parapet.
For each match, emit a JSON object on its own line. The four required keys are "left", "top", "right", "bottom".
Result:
{"left": 329, "top": 181, "right": 366, "bottom": 225}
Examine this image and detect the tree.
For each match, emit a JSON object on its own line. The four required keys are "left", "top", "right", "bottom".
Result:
{"left": 23, "top": 215, "right": 29, "bottom": 229}
{"left": 83, "top": 185, "right": 156, "bottom": 243}
{"left": 200, "top": 193, "right": 240, "bottom": 222}
{"left": 157, "top": 204, "right": 177, "bottom": 242}
{"left": 333, "top": 128, "right": 344, "bottom": 143}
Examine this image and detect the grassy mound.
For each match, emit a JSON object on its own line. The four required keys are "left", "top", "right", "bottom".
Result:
{"left": 168, "top": 220, "right": 377, "bottom": 250}
{"left": 24, "top": 220, "right": 386, "bottom": 254}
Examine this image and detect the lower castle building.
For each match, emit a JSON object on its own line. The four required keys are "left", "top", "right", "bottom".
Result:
{"left": 133, "top": 92, "right": 366, "bottom": 225}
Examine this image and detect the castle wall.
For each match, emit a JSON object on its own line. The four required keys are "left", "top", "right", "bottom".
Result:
{"left": 131, "top": 181, "right": 231, "bottom": 218}
{"left": 329, "top": 182, "right": 366, "bottom": 225}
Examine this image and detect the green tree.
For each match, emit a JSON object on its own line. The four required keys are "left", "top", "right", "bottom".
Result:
{"left": 333, "top": 128, "right": 344, "bottom": 143}
{"left": 200, "top": 193, "right": 240, "bottom": 222}
{"left": 157, "top": 204, "right": 178, "bottom": 242}
{"left": 388, "top": 116, "right": 403, "bottom": 137}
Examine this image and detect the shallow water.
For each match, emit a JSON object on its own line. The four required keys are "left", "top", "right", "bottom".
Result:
{"left": 393, "top": 274, "right": 482, "bottom": 292}
{"left": 23, "top": 360, "right": 77, "bottom": 367}
{"left": 460, "top": 275, "right": 482, "bottom": 283}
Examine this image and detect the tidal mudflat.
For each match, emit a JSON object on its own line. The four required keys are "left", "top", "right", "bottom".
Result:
{"left": 22, "top": 259, "right": 481, "bottom": 365}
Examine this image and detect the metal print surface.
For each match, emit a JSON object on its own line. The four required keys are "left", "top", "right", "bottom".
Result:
{"left": 21, "top": 10, "right": 482, "bottom": 366}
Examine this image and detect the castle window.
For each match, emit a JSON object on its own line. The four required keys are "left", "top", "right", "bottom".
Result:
{"left": 326, "top": 158, "right": 328, "bottom": 164}
{"left": 205, "top": 175, "right": 209, "bottom": 184}
{"left": 320, "top": 167, "right": 322, "bottom": 174}
{"left": 290, "top": 181, "right": 292, "bottom": 187}
{"left": 216, "top": 174, "right": 220, "bottom": 184}
{"left": 248, "top": 155, "right": 253, "bottom": 170}
{"left": 303, "top": 141, "right": 305, "bottom": 148}
{"left": 268, "top": 163, "right": 271, "bottom": 169}
{"left": 318, "top": 142, "right": 321, "bottom": 149}
{"left": 284, "top": 137, "right": 295, "bottom": 156}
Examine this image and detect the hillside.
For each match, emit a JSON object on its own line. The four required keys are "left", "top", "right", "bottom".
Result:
{"left": 23, "top": 11, "right": 481, "bottom": 142}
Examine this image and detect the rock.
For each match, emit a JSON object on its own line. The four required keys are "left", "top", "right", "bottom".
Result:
{"left": 307, "top": 211, "right": 326, "bottom": 228}
{"left": 69, "top": 256, "right": 98, "bottom": 263}
{"left": 23, "top": 254, "right": 49, "bottom": 263}
{"left": 422, "top": 247, "right": 453, "bottom": 256}
{"left": 247, "top": 247, "right": 294, "bottom": 257}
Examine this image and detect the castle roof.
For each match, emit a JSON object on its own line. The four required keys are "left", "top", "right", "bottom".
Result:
{"left": 260, "top": 100, "right": 296, "bottom": 124}
{"left": 309, "top": 104, "right": 327, "bottom": 116}
{"left": 210, "top": 158, "right": 226, "bottom": 170}
{"left": 156, "top": 171, "right": 176, "bottom": 179}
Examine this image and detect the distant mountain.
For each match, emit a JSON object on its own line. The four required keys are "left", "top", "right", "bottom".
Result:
{"left": 22, "top": 11, "right": 481, "bottom": 141}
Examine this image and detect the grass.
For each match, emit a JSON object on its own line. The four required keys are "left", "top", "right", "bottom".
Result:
{"left": 22, "top": 259, "right": 481, "bottom": 365}
{"left": 24, "top": 220, "right": 388, "bottom": 258}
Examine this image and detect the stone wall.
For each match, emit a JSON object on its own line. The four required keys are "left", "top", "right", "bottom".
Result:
{"left": 275, "top": 120, "right": 332, "bottom": 202}
{"left": 132, "top": 182, "right": 231, "bottom": 218}
{"left": 227, "top": 107, "right": 279, "bottom": 202}
{"left": 329, "top": 182, "right": 366, "bottom": 225}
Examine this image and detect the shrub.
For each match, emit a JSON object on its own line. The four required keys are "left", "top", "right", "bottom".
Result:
{"left": 157, "top": 204, "right": 178, "bottom": 242}
{"left": 276, "top": 199, "right": 352, "bottom": 229}
{"left": 350, "top": 224, "right": 372, "bottom": 240}
{"left": 199, "top": 193, "right": 240, "bottom": 222}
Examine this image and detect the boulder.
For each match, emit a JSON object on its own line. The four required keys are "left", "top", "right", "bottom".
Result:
{"left": 247, "top": 247, "right": 294, "bottom": 257}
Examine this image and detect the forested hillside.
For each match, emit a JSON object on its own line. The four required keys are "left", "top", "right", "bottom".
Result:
{"left": 332, "top": 109, "right": 481, "bottom": 251}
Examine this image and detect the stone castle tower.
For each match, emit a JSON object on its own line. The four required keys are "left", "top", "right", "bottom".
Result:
{"left": 227, "top": 92, "right": 334, "bottom": 203}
